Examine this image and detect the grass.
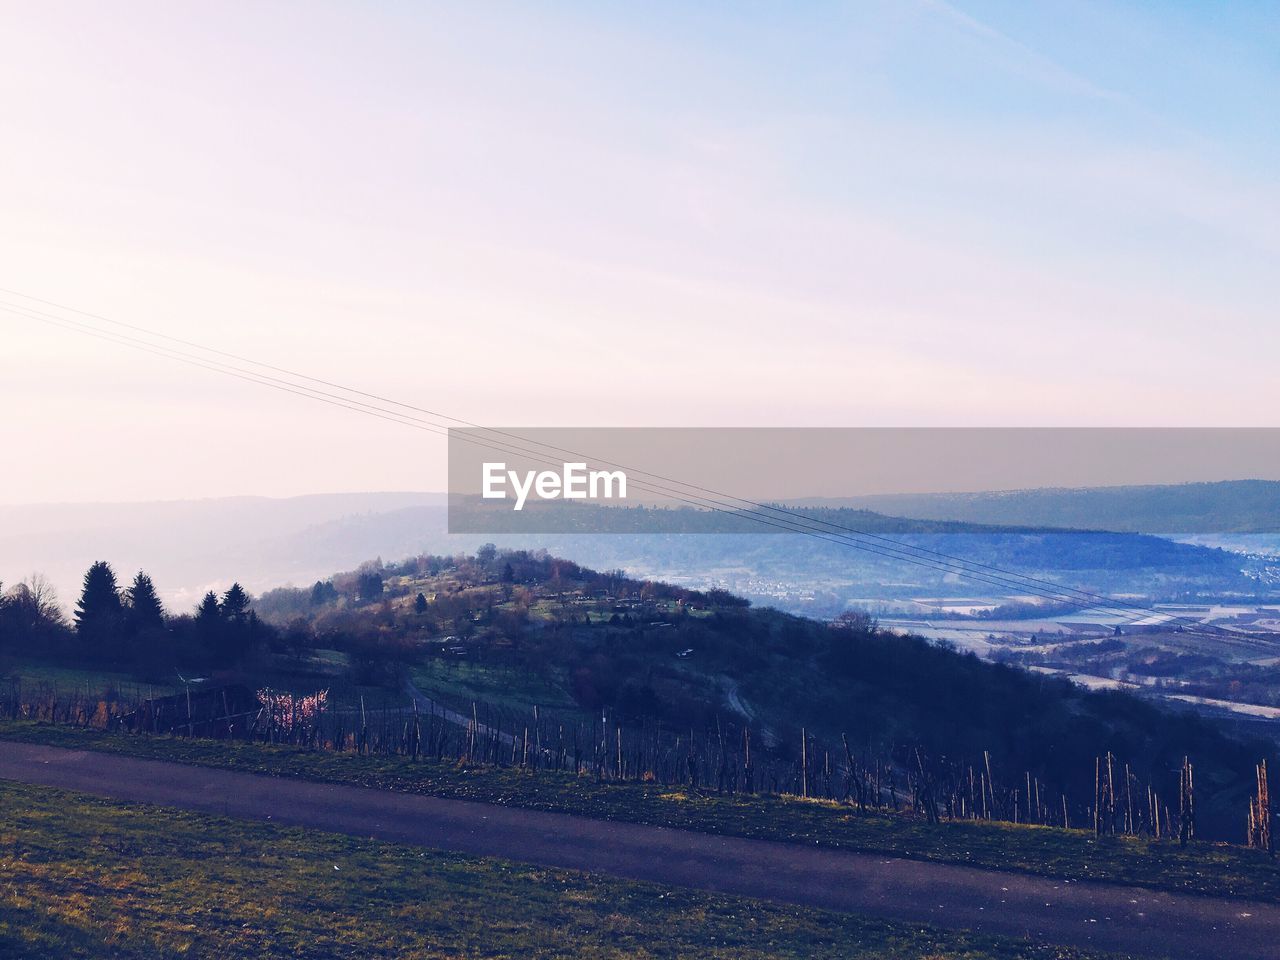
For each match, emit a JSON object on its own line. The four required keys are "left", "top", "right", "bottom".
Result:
{"left": 0, "top": 778, "right": 1112, "bottom": 960}
{"left": 409, "top": 659, "right": 582, "bottom": 716}
{"left": 0, "top": 660, "right": 177, "bottom": 699}
{"left": 2, "top": 720, "right": 1279, "bottom": 905}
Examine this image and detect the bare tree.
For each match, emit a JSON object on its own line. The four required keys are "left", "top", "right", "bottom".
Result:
{"left": 5, "top": 573, "right": 66, "bottom": 628}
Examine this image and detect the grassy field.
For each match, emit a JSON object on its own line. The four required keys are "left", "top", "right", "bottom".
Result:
{"left": 0, "top": 660, "right": 178, "bottom": 699}
{"left": 0, "top": 653, "right": 394, "bottom": 718}
{"left": 409, "top": 659, "right": 583, "bottom": 716}
{"left": 0, "top": 778, "right": 1111, "bottom": 960}
{"left": 2, "top": 719, "right": 1278, "bottom": 904}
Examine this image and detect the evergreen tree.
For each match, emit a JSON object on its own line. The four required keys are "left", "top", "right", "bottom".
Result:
{"left": 123, "top": 571, "right": 168, "bottom": 673}
{"left": 74, "top": 561, "right": 123, "bottom": 661}
{"left": 220, "top": 583, "right": 251, "bottom": 622}
{"left": 75, "top": 561, "right": 121, "bottom": 628}
{"left": 414, "top": 592, "right": 428, "bottom": 615}
{"left": 123, "top": 571, "right": 166, "bottom": 634}
{"left": 214, "top": 583, "right": 255, "bottom": 665}
{"left": 195, "top": 591, "right": 221, "bottom": 624}
{"left": 193, "top": 590, "right": 222, "bottom": 661}
{"left": 356, "top": 571, "right": 384, "bottom": 603}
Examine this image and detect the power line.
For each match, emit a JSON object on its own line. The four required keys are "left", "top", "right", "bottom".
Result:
{"left": 0, "top": 292, "right": 1198, "bottom": 622}
{"left": 0, "top": 296, "right": 1231, "bottom": 634}
{"left": 8, "top": 301, "right": 1119, "bottom": 606}
{"left": 0, "top": 293, "right": 1249, "bottom": 639}
{"left": 0, "top": 288, "right": 1124, "bottom": 599}
{"left": 0, "top": 290, "right": 1210, "bottom": 623}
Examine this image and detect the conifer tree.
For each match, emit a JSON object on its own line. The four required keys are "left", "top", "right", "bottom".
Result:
{"left": 220, "top": 583, "right": 251, "bottom": 622}
{"left": 192, "top": 590, "right": 224, "bottom": 665}
{"left": 124, "top": 571, "right": 166, "bottom": 634}
{"left": 195, "top": 591, "right": 221, "bottom": 623}
{"left": 74, "top": 561, "right": 123, "bottom": 660}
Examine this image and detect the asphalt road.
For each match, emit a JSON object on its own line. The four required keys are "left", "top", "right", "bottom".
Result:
{"left": 0, "top": 740, "right": 1275, "bottom": 959}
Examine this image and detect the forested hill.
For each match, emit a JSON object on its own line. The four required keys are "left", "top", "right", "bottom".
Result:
{"left": 252, "top": 550, "right": 1273, "bottom": 839}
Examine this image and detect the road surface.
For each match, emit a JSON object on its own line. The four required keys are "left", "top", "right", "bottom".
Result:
{"left": 0, "top": 740, "right": 1275, "bottom": 959}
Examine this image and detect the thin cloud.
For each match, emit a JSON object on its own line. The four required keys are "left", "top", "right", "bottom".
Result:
{"left": 918, "top": 0, "right": 1135, "bottom": 107}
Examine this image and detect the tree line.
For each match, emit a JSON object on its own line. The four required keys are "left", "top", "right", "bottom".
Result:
{"left": 0, "top": 562, "right": 270, "bottom": 677}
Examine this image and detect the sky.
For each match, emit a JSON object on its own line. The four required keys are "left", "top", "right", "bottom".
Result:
{"left": 1, "top": 1, "right": 1278, "bottom": 503}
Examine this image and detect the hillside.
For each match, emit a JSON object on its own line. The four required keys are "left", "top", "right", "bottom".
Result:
{"left": 250, "top": 549, "right": 1274, "bottom": 840}
{"left": 5, "top": 545, "right": 1278, "bottom": 847}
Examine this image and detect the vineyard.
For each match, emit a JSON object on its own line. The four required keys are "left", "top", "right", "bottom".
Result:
{"left": 5, "top": 673, "right": 1277, "bottom": 864}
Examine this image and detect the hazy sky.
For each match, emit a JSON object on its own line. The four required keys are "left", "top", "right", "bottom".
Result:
{"left": 1, "top": 1, "right": 1277, "bottom": 503}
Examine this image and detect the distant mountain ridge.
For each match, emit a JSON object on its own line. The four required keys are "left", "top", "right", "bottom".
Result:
{"left": 1, "top": 486, "right": 1268, "bottom": 617}
{"left": 805, "top": 480, "right": 1280, "bottom": 534}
